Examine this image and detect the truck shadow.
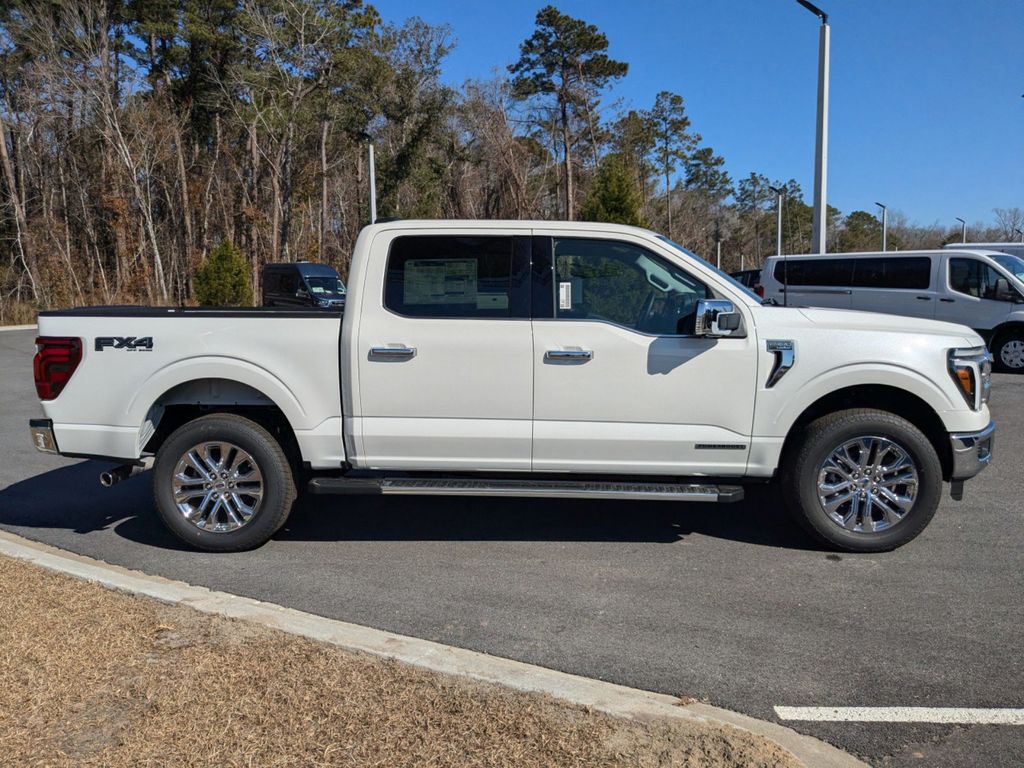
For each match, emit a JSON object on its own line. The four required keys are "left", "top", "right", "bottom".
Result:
{"left": 0, "top": 461, "right": 820, "bottom": 551}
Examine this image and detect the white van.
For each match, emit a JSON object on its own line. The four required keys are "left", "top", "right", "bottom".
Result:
{"left": 761, "top": 249, "right": 1024, "bottom": 371}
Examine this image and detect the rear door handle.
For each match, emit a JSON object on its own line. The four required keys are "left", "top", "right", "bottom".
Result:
{"left": 370, "top": 346, "right": 416, "bottom": 358}
{"left": 939, "top": 298, "right": 956, "bottom": 303}
{"left": 545, "top": 348, "right": 593, "bottom": 361}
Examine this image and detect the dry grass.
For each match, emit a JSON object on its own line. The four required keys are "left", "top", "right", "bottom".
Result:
{"left": 0, "top": 555, "right": 802, "bottom": 767}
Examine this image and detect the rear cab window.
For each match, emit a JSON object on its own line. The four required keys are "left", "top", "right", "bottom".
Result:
{"left": 384, "top": 235, "right": 530, "bottom": 318}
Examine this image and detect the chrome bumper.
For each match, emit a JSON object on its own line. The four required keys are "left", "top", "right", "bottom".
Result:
{"left": 949, "top": 420, "right": 995, "bottom": 481}
{"left": 29, "top": 418, "right": 58, "bottom": 454}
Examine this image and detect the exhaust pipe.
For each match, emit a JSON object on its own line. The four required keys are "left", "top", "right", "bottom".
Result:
{"left": 99, "top": 458, "right": 153, "bottom": 488}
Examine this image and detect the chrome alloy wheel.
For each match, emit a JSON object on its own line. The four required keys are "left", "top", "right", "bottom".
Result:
{"left": 172, "top": 442, "right": 264, "bottom": 532}
{"left": 816, "top": 436, "right": 919, "bottom": 534}
{"left": 1000, "top": 339, "right": 1024, "bottom": 369}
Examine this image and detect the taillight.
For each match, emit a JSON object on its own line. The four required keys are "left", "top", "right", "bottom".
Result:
{"left": 33, "top": 337, "right": 82, "bottom": 400}
{"left": 755, "top": 284, "right": 765, "bottom": 298}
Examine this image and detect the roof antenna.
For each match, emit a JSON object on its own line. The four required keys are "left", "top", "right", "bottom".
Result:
{"left": 770, "top": 185, "right": 788, "bottom": 306}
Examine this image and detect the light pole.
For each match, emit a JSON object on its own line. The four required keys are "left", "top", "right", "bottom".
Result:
{"left": 368, "top": 143, "right": 378, "bottom": 224}
{"left": 955, "top": 217, "right": 966, "bottom": 244}
{"left": 358, "top": 131, "right": 378, "bottom": 224}
{"left": 796, "top": 0, "right": 830, "bottom": 254}
{"left": 875, "top": 202, "right": 887, "bottom": 251}
{"left": 1015, "top": 227, "right": 1024, "bottom": 244}
{"left": 770, "top": 185, "right": 786, "bottom": 256}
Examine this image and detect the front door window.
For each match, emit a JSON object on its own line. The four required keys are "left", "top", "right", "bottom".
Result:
{"left": 553, "top": 238, "right": 709, "bottom": 335}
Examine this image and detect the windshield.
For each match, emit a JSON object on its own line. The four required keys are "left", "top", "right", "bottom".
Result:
{"left": 656, "top": 235, "right": 762, "bottom": 303}
{"left": 991, "top": 254, "right": 1024, "bottom": 282}
{"left": 305, "top": 276, "right": 346, "bottom": 295}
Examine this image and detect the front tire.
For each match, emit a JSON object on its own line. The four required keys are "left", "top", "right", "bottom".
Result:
{"left": 782, "top": 409, "right": 942, "bottom": 552}
{"left": 153, "top": 414, "right": 297, "bottom": 551}
{"left": 992, "top": 329, "right": 1024, "bottom": 373}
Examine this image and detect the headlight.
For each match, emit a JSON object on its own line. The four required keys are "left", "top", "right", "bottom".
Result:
{"left": 948, "top": 347, "right": 992, "bottom": 411}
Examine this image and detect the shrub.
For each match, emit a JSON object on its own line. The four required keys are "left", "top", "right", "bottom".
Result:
{"left": 193, "top": 241, "right": 253, "bottom": 306}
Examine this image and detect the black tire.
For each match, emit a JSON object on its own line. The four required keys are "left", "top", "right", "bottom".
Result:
{"left": 991, "top": 329, "right": 1024, "bottom": 373}
{"left": 153, "top": 414, "right": 297, "bottom": 552}
{"left": 781, "top": 408, "right": 943, "bottom": 552}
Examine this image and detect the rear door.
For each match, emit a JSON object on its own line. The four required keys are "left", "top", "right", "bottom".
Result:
{"left": 849, "top": 256, "right": 936, "bottom": 319}
{"left": 353, "top": 230, "right": 534, "bottom": 470}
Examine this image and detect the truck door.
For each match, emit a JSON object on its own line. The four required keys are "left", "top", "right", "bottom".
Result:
{"left": 353, "top": 231, "right": 534, "bottom": 470}
{"left": 530, "top": 234, "right": 758, "bottom": 475}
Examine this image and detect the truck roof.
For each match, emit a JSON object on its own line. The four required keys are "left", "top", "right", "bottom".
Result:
{"left": 361, "top": 219, "right": 660, "bottom": 237}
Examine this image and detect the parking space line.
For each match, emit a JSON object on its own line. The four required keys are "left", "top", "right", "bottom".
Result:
{"left": 0, "top": 324, "right": 37, "bottom": 332}
{"left": 774, "top": 707, "right": 1024, "bottom": 725}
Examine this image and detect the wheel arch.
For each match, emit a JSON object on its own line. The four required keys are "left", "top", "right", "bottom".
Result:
{"left": 988, "top": 321, "right": 1024, "bottom": 349}
{"left": 779, "top": 384, "right": 953, "bottom": 480}
{"left": 140, "top": 378, "right": 302, "bottom": 466}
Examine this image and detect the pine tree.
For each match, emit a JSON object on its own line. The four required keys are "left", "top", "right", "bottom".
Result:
{"left": 509, "top": 6, "right": 627, "bottom": 220}
{"left": 194, "top": 241, "right": 253, "bottom": 306}
{"left": 581, "top": 155, "right": 644, "bottom": 227}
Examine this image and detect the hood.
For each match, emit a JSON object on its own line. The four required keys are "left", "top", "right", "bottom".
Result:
{"left": 797, "top": 307, "right": 981, "bottom": 345}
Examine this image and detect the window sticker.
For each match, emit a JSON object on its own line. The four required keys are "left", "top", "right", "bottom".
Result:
{"left": 404, "top": 258, "right": 478, "bottom": 305}
{"left": 559, "top": 281, "right": 572, "bottom": 310}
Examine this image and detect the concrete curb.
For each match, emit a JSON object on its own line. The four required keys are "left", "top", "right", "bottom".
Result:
{"left": 0, "top": 324, "right": 37, "bottom": 332}
{"left": 0, "top": 530, "right": 866, "bottom": 768}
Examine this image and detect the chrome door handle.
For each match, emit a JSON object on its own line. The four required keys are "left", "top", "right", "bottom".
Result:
{"left": 545, "top": 348, "right": 593, "bottom": 361}
{"left": 370, "top": 346, "right": 416, "bottom": 358}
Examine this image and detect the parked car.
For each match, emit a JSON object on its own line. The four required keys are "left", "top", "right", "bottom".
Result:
{"left": 762, "top": 249, "right": 1024, "bottom": 371}
{"left": 30, "top": 220, "right": 994, "bottom": 554}
{"left": 262, "top": 262, "right": 346, "bottom": 309}
{"left": 730, "top": 268, "right": 763, "bottom": 295}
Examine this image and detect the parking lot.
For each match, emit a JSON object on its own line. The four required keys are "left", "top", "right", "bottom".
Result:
{"left": 2, "top": 326, "right": 1021, "bottom": 767}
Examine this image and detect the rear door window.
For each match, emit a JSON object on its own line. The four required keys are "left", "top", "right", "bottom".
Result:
{"left": 851, "top": 257, "right": 932, "bottom": 289}
{"left": 384, "top": 235, "right": 529, "bottom": 318}
{"left": 773, "top": 259, "right": 852, "bottom": 286}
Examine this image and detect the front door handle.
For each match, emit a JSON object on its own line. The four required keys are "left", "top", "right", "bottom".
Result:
{"left": 545, "top": 348, "right": 593, "bottom": 361}
{"left": 916, "top": 296, "right": 932, "bottom": 301}
{"left": 370, "top": 346, "right": 416, "bottom": 359}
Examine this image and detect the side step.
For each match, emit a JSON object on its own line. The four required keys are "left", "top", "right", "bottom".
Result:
{"left": 308, "top": 477, "right": 744, "bottom": 503}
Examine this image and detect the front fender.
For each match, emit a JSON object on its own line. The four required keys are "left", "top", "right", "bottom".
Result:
{"left": 759, "top": 361, "right": 968, "bottom": 437}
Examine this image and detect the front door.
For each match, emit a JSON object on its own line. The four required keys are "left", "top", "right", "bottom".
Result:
{"left": 940, "top": 256, "right": 1012, "bottom": 333}
{"left": 354, "top": 231, "right": 533, "bottom": 470}
{"left": 531, "top": 234, "right": 759, "bottom": 476}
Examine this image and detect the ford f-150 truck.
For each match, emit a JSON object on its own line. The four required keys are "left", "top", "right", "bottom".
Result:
{"left": 29, "top": 220, "right": 995, "bottom": 553}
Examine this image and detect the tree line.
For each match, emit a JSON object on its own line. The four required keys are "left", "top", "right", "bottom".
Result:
{"left": 0, "top": 1, "right": 1019, "bottom": 319}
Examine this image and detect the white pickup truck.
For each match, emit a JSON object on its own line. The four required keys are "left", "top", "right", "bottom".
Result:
{"left": 30, "top": 220, "right": 995, "bottom": 553}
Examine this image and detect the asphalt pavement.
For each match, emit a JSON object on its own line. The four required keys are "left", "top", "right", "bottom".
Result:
{"left": 2, "top": 327, "right": 1021, "bottom": 767}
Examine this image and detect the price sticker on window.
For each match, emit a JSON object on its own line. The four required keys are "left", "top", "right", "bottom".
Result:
{"left": 559, "top": 281, "right": 572, "bottom": 310}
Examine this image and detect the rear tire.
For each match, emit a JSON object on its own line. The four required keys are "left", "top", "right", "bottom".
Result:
{"left": 153, "top": 414, "right": 296, "bottom": 552}
{"left": 781, "top": 409, "right": 942, "bottom": 552}
{"left": 992, "top": 329, "right": 1024, "bottom": 373}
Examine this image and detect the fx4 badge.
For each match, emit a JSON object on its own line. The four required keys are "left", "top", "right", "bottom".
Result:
{"left": 95, "top": 336, "right": 154, "bottom": 352}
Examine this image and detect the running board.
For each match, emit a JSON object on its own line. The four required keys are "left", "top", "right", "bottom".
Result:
{"left": 308, "top": 477, "right": 744, "bottom": 503}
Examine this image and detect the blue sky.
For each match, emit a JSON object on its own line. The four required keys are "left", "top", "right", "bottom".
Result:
{"left": 375, "top": 0, "right": 1022, "bottom": 226}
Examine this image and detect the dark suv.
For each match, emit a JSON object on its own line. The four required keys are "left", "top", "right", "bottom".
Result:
{"left": 262, "top": 262, "right": 346, "bottom": 309}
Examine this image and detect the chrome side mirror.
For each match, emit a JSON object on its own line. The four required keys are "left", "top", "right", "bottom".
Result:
{"left": 695, "top": 299, "right": 741, "bottom": 338}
